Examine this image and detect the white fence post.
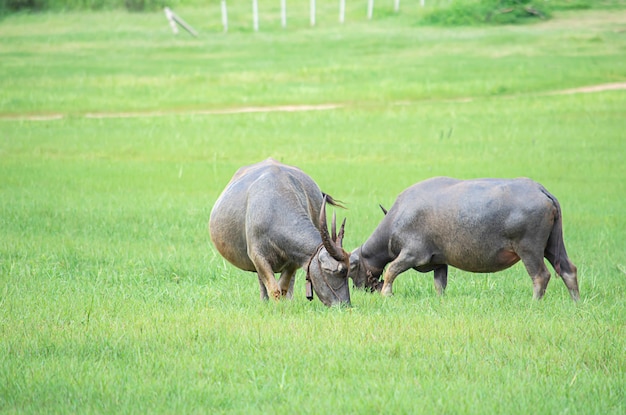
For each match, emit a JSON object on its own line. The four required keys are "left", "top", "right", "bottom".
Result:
{"left": 367, "top": 0, "right": 374, "bottom": 20}
{"left": 164, "top": 7, "right": 198, "bottom": 37}
{"left": 281, "top": 0, "right": 287, "bottom": 28}
{"left": 310, "top": 0, "right": 316, "bottom": 26}
{"left": 252, "top": 0, "right": 259, "bottom": 31}
{"left": 394, "top": 0, "right": 400, "bottom": 12}
{"left": 339, "top": 0, "right": 345, "bottom": 23}
{"left": 164, "top": 7, "right": 178, "bottom": 34}
{"left": 221, "top": 0, "right": 228, "bottom": 32}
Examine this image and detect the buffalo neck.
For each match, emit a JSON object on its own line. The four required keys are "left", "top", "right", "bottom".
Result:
{"left": 360, "top": 226, "right": 393, "bottom": 272}
{"left": 295, "top": 225, "right": 326, "bottom": 268}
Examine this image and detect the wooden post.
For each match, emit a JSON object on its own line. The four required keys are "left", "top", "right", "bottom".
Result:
{"left": 221, "top": 0, "right": 228, "bottom": 32}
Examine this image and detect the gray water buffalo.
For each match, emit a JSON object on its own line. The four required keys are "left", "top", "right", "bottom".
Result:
{"left": 209, "top": 158, "right": 351, "bottom": 307}
{"left": 349, "top": 177, "right": 579, "bottom": 301}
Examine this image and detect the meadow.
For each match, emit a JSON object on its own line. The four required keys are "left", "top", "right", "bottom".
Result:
{"left": 1, "top": 4, "right": 625, "bottom": 414}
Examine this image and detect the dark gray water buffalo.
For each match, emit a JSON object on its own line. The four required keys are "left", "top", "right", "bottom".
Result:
{"left": 209, "top": 158, "right": 351, "bottom": 307}
{"left": 349, "top": 177, "right": 579, "bottom": 301}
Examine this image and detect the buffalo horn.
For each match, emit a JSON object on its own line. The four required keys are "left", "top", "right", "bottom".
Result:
{"left": 337, "top": 217, "right": 346, "bottom": 248}
{"left": 319, "top": 196, "right": 348, "bottom": 262}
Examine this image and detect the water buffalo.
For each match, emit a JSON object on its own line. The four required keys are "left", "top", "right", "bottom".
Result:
{"left": 349, "top": 177, "right": 580, "bottom": 301}
{"left": 209, "top": 158, "right": 351, "bottom": 307}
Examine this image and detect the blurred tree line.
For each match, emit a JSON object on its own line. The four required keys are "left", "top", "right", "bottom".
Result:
{"left": 0, "top": 0, "right": 624, "bottom": 21}
{"left": 0, "top": 0, "right": 185, "bottom": 12}
{"left": 422, "top": 0, "right": 625, "bottom": 25}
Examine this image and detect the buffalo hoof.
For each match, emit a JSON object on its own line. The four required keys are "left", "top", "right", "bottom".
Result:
{"left": 381, "top": 284, "right": 394, "bottom": 297}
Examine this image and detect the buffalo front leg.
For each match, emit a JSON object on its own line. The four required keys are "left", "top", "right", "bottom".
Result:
{"left": 381, "top": 251, "right": 418, "bottom": 297}
{"left": 278, "top": 268, "right": 297, "bottom": 299}
{"left": 433, "top": 265, "right": 448, "bottom": 296}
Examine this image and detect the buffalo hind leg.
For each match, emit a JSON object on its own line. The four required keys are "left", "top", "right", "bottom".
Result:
{"left": 519, "top": 250, "right": 551, "bottom": 300}
{"left": 250, "top": 253, "right": 281, "bottom": 301}
{"left": 257, "top": 274, "right": 269, "bottom": 300}
{"left": 545, "top": 252, "right": 580, "bottom": 301}
{"left": 559, "top": 262, "right": 579, "bottom": 301}
{"left": 531, "top": 267, "right": 551, "bottom": 300}
{"left": 433, "top": 265, "right": 448, "bottom": 296}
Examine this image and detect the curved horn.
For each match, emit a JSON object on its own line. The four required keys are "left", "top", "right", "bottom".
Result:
{"left": 331, "top": 211, "right": 337, "bottom": 242}
{"left": 319, "top": 196, "right": 348, "bottom": 262}
{"left": 337, "top": 217, "right": 346, "bottom": 248}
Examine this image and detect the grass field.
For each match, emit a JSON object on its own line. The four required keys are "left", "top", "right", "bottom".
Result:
{"left": 1, "top": 5, "right": 625, "bottom": 414}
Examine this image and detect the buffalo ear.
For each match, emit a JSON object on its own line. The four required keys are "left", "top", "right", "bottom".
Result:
{"left": 349, "top": 251, "right": 360, "bottom": 271}
{"left": 318, "top": 250, "right": 347, "bottom": 274}
{"left": 379, "top": 204, "right": 388, "bottom": 215}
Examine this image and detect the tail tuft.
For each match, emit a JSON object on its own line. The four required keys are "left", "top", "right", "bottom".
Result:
{"left": 322, "top": 192, "right": 346, "bottom": 209}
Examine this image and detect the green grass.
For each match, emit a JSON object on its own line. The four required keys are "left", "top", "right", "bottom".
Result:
{"left": 1, "top": 6, "right": 626, "bottom": 414}
{"left": 1, "top": 6, "right": 625, "bottom": 115}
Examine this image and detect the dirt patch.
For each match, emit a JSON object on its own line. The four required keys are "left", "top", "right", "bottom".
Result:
{"left": 546, "top": 82, "right": 626, "bottom": 95}
{"left": 0, "top": 113, "right": 64, "bottom": 121}
{"left": 2, "top": 83, "right": 625, "bottom": 122}
{"left": 83, "top": 103, "right": 343, "bottom": 119}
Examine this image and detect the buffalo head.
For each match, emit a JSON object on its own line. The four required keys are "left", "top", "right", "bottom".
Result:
{"left": 306, "top": 196, "right": 351, "bottom": 307}
{"left": 347, "top": 206, "right": 386, "bottom": 292}
{"left": 348, "top": 248, "right": 383, "bottom": 292}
